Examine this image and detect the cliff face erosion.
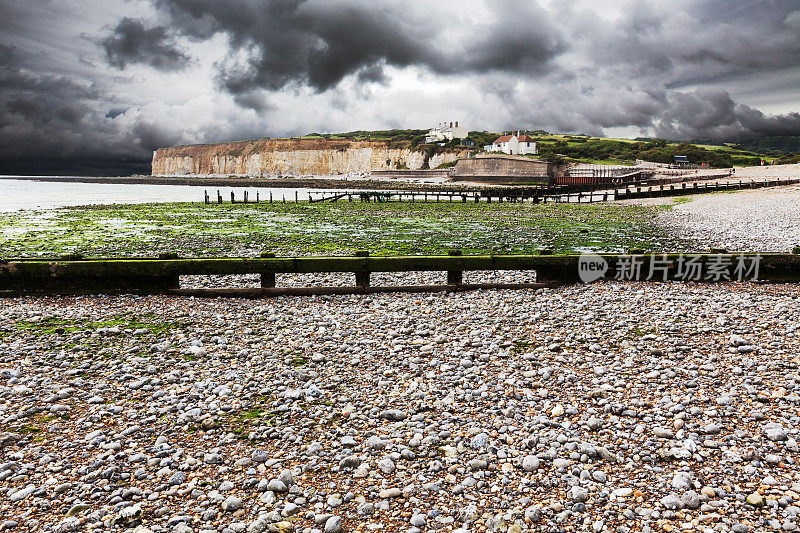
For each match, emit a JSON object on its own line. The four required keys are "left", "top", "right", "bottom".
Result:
{"left": 151, "top": 138, "right": 468, "bottom": 177}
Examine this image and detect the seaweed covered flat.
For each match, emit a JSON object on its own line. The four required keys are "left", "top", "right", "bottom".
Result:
{"left": 0, "top": 201, "right": 696, "bottom": 258}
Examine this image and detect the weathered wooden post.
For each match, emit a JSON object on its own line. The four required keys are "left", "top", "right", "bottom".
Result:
{"left": 260, "top": 252, "right": 276, "bottom": 288}
{"left": 354, "top": 251, "right": 370, "bottom": 290}
{"left": 256, "top": 192, "right": 260, "bottom": 203}
{"left": 231, "top": 191, "right": 235, "bottom": 203}
{"left": 217, "top": 190, "right": 222, "bottom": 204}
{"left": 447, "top": 250, "right": 463, "bottom": 287}
{"left": 204, "top": 190, "right": 209, "bottom": 204}
{"left": 295, "top": 191, "right": 298, "bottom": 203}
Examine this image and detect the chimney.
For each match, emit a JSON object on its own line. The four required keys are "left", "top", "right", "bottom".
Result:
{"left": 450, "top": 122, "right": 453, "bottom": 128}
{"left": 455, "top": 121, "right": 459, "bottom": 127}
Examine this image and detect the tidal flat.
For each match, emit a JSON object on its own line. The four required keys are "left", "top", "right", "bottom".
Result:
{"left": 0, "top": 201, "right": 697, "bottom": 258}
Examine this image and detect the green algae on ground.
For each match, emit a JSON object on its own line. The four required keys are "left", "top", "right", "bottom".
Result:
{"left": 0, "top": 200, "right": 697, "bottom": 257}
{"left": 13, "top": 315, "right": 185, "bottom": 336}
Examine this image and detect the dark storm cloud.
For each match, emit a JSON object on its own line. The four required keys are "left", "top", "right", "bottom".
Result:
{"left": 0, "top": 65, "right": 101, "bottom": 101}
{"left": 232, "top": 91, "right": 273, "bottom": 113}
{"left": 436, "top": 1, "right": 566, "bottom": 75}
{"left": 582, "top": 0, "right": 800, "bottom": 87}
{"left": 132, "top": 120, "right": 185, "bottom": 151}
{"left": 653, "top": 89, "right": 800, "bottom": 140}
{"left": 737, "top": 107, "right": 800, "bottom": 137}
{"left": 0, "top": 65, "right": 162, "bottom": 175}
{"left": 5, "top": 98, "right": 45, "bottom": 122}
{"left": 0, "top": 44, "right": 14, "bottom": 66}
{"left": 150, "top": 0, "right": 565, "bottom": 96}
{"left": 356, "top": 64, "right": 387, "bottom": 85}
{"left": 579, "top": 88, "right": 668, "bottom": 130}
{"left": 150, "top": 0, "right": 428, "bottom": 93}
{"left": 102, "top": 17, "right": 192, "bottom": 70}
{"left": 0, "top": 53, "right": 176, "bottom": 174}
{"left": 0, "top": 0, "right": 799, "bottom": 176}
{"left": 0, "top": 1, "right": 195, "bottom": 175}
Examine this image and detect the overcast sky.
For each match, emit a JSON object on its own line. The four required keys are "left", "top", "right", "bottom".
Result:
{"left": 1, "top": 0, "right": 799, "bottom": 175}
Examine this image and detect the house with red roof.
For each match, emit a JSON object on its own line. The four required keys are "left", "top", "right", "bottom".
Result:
{"left": 485, "top": 131, "right": 538, "bottom": 155}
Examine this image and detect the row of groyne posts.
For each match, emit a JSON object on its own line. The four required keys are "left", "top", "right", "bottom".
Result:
{"left": 203, "top": 188, "right": 564, "bottom": 204}
{"left": 203, "top": 177, "right": 800, "bottom": 205}
{"left": 2, "top": 249, "right": 800, "bottom": 297}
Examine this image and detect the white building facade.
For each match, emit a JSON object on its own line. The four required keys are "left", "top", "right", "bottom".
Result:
{"left": 425, "top": 121, "right": 468, "bottom": 143}
{"left": 485, "top": 132, "right": 538, "bottom": 155}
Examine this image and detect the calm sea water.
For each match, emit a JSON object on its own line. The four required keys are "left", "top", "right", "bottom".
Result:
{"left": 0, "top": 177, "right": 337, "bottom": 212}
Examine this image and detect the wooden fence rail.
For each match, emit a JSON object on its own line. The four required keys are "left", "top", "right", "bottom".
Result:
{"left": 1, "top": 252, "right": 799, "bottom": 297}
{"left": 614, "top": 177, "right": 800, "bottom": 200}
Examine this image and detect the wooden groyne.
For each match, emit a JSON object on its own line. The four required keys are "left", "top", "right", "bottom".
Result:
{"left": 1, "top": 251, "right": 799, "bottom": 297}
{"left": 205, "top": 188, "right": 563, "bottom": 204}
{"left": 204, "top": 177, "right": 800, "bottom": 206}
{"left": 614, "top": 177, "right": 800, "bottom": 200}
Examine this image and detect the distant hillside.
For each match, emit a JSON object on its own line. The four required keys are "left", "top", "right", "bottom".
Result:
{"left": 731, "top": 136, "right": 800, "bottom": 156}
{"left": 302, "top": 129, "right": 428, "bottom": 149}
{"left": 240, "top": 129, "right": 798, "bottom": 168}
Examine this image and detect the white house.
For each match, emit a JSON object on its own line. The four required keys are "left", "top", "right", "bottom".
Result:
{"left": 425, "top": 121, "right": 468, "bottom": 143}
{"left": 485, "top": 132, "right": 538, "bottom": 155}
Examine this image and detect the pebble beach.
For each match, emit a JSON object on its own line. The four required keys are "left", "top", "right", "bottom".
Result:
{"left": 2, "top": 281, "right": 799, "bottom": 533}
{"left": 2, "top": 186, "right": 800, "bottom": 533}
{"left": 656, "top": 186, "right": 800, "bottom": 253}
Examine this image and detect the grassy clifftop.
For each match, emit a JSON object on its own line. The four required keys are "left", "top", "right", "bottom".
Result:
{"left": 299, "top": 129, "right": 800, "bottom": 167}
